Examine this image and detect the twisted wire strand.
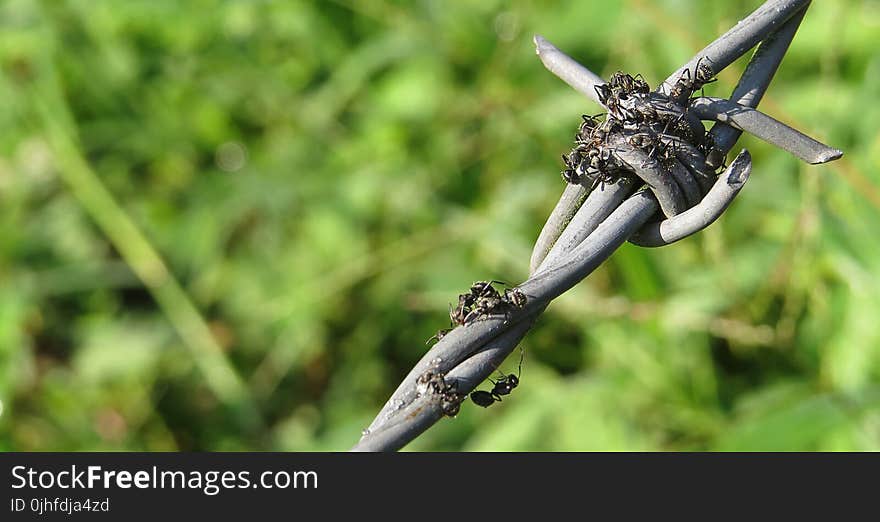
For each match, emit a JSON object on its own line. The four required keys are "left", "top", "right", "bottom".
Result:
{"left": 705, "top": 4, "right": 809, "bottom": 167}
{"left": 353, "top": 0, "right": 839, "bottom": 452}
{"left": 659, "top": 0, "right": 812, "bottom": 95}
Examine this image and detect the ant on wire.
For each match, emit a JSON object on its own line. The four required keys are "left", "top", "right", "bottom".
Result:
{"left": 470, "top": 348, "right": 524, "bottom": 408}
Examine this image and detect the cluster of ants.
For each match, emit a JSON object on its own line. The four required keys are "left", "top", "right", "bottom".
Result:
{"left": 421, "top": 281, "right": 528, "bottom": 414}
{"left": 560, "top": 61, "right": 719, "bottom": 189}
{"left": 417, "top": 348, "right": 524, "bottom": 417}
{"left": 417, "top": 369, "right": 464, "bottom": 417}
{"left": 427, "top": 280, "right": 527, "bottom": 345}
{"left": 450, "top": 280, "right": 527, "bottom": 326}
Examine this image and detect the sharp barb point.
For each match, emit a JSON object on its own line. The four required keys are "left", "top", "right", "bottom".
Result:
{"left": 814, "top": 149, "right": 844, "bottom": 164}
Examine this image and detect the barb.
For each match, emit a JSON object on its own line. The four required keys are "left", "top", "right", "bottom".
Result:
{"left": 706, "top": 4, "right": 810, "bottom": 164}
{"left": 353, "top": 0, "right": 841, "bottom": 452}
{"left": 659, "top": 0, "right": 811, "bottom": 94}
{"left": 533, "top": 35, "right": 606, "bottom": 106}
{"left": 690, "top": 97, "right": 842, "bottom": 164}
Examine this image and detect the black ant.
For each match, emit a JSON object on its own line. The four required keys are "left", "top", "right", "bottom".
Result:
{"left": 448, "top": 280, "right": 510, "bottom": 326}
{"left": 594, "top": 83, "right": 633, "bottom": 121}
{"left": 470, "top": 348, "right": 524, "bottom": 408}
{"left": 470, "top": 280, "right": 504, "bottom": 299}
{"left": 609, "top": 71, "right": 650, "bottom": 96}
{"left": 436, "top": 283, "right": 524, "bottom": 343}
{"left": 465, "top": 285, "right": 527, "bottom": 324}
{"left": 465, "top": 280, "right": 520, "bottom": 325}
{"left": 671, "top": 57, "right": 717, "bottom": 104}
{"left": 594, "top": 83, "right": 613, "bottom": 107}
{"left": 562, "top": 139, "right": 624, "bottom": 189}
{"left": 449, "top": 297, "right": 470, "bottom": 326}
{"left": 693, "top": 58, "right": 717, "bottom": 95}
{"left": 463, "top": 292, "right": 504, "bottom": 325}
{"left": 701, "top": 132, "right": 727, "bottom": 170}
{"left": 503, "top": 287, "right": 527, "bottom": 308}
{"left": 576, "top": 114, "right": 604, "bottom": 141}
{"left": 418, "top": 369, "right": 462, "bottom": 417}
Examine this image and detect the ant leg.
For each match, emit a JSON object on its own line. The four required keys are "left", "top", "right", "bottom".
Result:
{"left": 463, "top": 309, "right": 480, "bottom": 325}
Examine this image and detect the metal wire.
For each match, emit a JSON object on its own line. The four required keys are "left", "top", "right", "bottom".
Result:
{"left": 352, "top": 0, "right": 840, "bottom": 452}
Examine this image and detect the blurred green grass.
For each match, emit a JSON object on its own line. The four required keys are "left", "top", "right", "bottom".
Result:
{"left": 0, "top": 0, "right": 878, "bottom": 451}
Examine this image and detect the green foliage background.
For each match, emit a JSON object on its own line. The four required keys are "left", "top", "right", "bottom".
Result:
{"left": 1, "top": 0, "right": 878, "bottom": 451}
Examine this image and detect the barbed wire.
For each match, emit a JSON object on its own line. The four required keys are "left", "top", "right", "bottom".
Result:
{"left": 352, "top": 0, "right": 840, "bottom": 452}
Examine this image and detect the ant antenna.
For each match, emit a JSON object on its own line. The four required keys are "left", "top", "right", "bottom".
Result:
{"left": 489, "top": 345, "right": 525, "bottom": 382}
